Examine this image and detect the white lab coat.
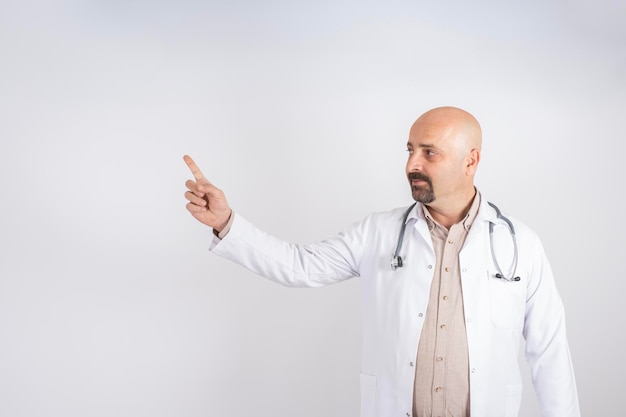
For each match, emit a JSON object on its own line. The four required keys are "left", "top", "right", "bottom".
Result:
{"left": 210, "top": 197, "right": 580, "bottom": 417}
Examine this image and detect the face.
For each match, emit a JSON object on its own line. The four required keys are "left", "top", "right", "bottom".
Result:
{"left": 405, "top": 120, "right": 471, "bottom": 205}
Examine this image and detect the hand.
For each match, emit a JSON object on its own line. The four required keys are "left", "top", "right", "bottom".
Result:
{"left": 183, "top": 155, "right": 232, "bottom": 231}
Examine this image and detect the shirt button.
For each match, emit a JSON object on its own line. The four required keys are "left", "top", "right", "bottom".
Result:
{"left": 435, "top": 387, "right": 443, "bottom": 392}
{"left": 442, "top": 295, "right": 448, "bottom": 301}
{"left": 440, "top": 324, "right": 447, "bottom": 330}
{"left": 444, "top": 267, "right": 450, "bottom": 272}
{"left": 436, "top": 356, "right": 443, "bottom": 362}
{"left": 448, "top": 240, "right": 453, "bottom": 244}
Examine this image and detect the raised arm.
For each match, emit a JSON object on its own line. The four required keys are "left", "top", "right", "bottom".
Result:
{"left": 183, "top": 155, "right": 232, "bottom": 232}
{"left": 183, "top": 154, "right": 364, "bottom": 287}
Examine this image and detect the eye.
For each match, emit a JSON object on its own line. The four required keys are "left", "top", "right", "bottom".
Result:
{"left": 406, "top": 148, "right": 414, "bottom": 155}
{"left": 425, "top": 149, "right": 436, "bottom": 156}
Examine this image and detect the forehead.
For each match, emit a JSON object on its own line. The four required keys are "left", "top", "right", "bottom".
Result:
{"left": 407, "top": 122, "right": 457, "bottom": 149}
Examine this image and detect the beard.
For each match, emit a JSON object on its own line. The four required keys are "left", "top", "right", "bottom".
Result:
{"left": 408, "top": 172, "right": 435, "bottom": 204}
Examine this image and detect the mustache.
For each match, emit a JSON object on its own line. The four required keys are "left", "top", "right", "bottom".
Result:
{"left": 408, "top": 172, "right": 432, "bottom": 183}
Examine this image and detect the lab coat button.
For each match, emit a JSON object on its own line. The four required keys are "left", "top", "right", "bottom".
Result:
{"left": 462, "top": 268, "right": 467, "bottom": 272}
{"left": 471, "top": 368, "right": 476, "bottom": 373}
{"left": 427, "top": 265, "right": 433, "bottom": 269}
{"left": 418, "top": 313, "right": 424, "bottom": 318}
{"left": 410, "top": 362, "right": 414, "bottom": 367}
{"left": 466, "top": 317, "right": 472, "bottom": 323}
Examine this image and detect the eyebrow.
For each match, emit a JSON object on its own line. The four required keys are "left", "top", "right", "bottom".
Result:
{"left": 407, "top": 142, "right": 437, "bottom": 149}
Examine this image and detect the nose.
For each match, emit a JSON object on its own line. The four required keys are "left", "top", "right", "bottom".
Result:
{"left": 406, "top": 152, "right": 423, "bottom": 173}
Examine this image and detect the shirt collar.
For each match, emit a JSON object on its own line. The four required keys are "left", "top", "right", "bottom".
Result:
{"left": 405, "top": 190, "right": 482, "bottom": 232}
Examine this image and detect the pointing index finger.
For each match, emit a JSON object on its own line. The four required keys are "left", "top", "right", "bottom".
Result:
{"left": 183, "top": 155, "right": 209, "bottom": 183}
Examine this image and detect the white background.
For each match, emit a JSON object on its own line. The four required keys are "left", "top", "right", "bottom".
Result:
{"left": 1, "top": 0, "right": 624, "bottom": 416}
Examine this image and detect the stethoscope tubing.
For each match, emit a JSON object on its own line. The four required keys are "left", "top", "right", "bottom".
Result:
{"left": 391, "top": 201, "right": 520, "bottom": 282}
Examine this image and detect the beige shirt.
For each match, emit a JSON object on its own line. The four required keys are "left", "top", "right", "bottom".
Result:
{"left": 413, "top": 193, "right": 481, "bottom": 417}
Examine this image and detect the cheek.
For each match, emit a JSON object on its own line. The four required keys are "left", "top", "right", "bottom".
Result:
{"left": 431, "top": 169, "right": 459, "bottom": 189}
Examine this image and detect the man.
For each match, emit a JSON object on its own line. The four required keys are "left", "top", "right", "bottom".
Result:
{"left": 183, "top": 106, "right": 580, "bottom": 417}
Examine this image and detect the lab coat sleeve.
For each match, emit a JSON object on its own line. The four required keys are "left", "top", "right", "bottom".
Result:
{"left": 209, "top": 212, "right": 367, "bottom": 287}
{"left": 523, "top": 235, "right": 581, "bottom": 417}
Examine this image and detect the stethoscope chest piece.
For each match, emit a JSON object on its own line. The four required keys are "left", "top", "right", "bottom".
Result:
{"left": 391, "top": 255, "right": 403, "bottom": 270}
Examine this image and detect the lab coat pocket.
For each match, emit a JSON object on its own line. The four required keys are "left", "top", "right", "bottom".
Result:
{"left": 489, "top": 270, "right": 525, "bottom": 329}
{"left": 504, "top": 384, "right": 523, "bottom": 417}
{"left": 360, "top": 372, "right": 377, "bottom": 417}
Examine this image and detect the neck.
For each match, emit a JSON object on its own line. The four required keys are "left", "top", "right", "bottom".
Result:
{"left": 425, "top": 188, "right": 477, "bottom": 229}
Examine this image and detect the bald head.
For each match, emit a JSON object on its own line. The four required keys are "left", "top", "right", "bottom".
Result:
{"left": 410, "top": 106, "right": 482, "bottom": 155}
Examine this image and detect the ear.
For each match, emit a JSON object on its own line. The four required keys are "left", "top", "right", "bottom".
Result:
{"left": 466, "top": 149, "right": 480, "bottom": 175}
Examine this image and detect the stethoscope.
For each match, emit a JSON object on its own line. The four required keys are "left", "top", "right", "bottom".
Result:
{"left": 391, "top": 201, "right": 521, "bottom": 282}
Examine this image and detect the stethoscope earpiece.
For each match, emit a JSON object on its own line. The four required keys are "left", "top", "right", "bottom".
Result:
{"left": 495, "top": 273, "right": 521, "bottom": 282}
